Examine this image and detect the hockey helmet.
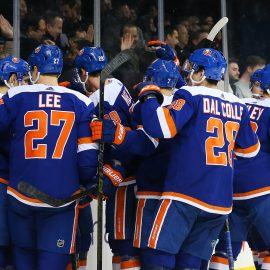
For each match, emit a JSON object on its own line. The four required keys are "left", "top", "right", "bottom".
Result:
{"left": 0, "top": 56, "right": 29, "bottom": 88}
{"left": 143, "top": 59, "right": 179, "bottom": 88}
{"left": 75, "top": 47, "right": 108, "bottom": 74}
{"left": 28, "top": 44, "right": 63, "bottom": 75}
{"left": 188, "top": 48, "right": 227, "bottom": 81}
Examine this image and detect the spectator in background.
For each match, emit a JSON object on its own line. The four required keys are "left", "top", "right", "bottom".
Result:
{"left": 20, "top": 0, "right": 28, "bottom": 19}
{"left": 187, "top": 29, "right": 209, "bottom": 52}
{"left": 203, "top": 16, "right": 214, "bottom": 29}
{"left": 20, "top": 15, "right": 46, "bottom": 59}
{"left": 42, "top": 11, "right": 69, "bottom": 54}
{"left": 234, "top": 55, "right": 266, "bottom": 98}
{"left": 164, "top": 26, "right": 179, "bottom": 50}
{"left": 138, "top": 4, "right": 158, "bottom": 41}
{"left": 175, "top": 23, "right": 190, "bottom": 64}
{"left": 228, "top": 58, "right": 240, "bottom": 94}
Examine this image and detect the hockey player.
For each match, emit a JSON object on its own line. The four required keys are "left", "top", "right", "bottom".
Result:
{"left": 90, "top": 58, "right": 186, "bottom": 257}
{"left": 0, "top": 56, "right": 29, "bottom": 269}
{"left": 75, "top": 46, "right": 138, "bottom": 270}
{"left": 0, "top": 45, "right": 99, "bottom": 270}
{"left": 209, "top": 64, "right": 270, "bottom": 270}
{"left": 133, "top": 48, "right": 259, "bottom": 270}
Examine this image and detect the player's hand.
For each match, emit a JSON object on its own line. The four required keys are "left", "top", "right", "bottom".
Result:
{"left": 90, "top": 119, "right": 126, "bottom": 145}
{"left": 148, "top": 40, "right": 180, "bottom": 66}
{"left": 136, "top": 82, "right": 163, "bottom": 104}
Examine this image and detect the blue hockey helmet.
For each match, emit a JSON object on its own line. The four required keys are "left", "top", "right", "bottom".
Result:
{"left": 0, "top": 56, "right": 29, "bottom": 88}
{"left": 260, "top": 64, "right": 270, "bottom": 92}
{"left": 143, "top": 59, "right": 179, "bottom": 88}
{"left": 250, "top": 69, "right": 263, "bottom": 84}
{"left": 188, "top": 48, "right": 227, "bottom": 81}
{"left": 28, "top": 44, "right": 63, "bottom": 75}
{"left": 75, "top": 47, "right": 108, "bottom": 74}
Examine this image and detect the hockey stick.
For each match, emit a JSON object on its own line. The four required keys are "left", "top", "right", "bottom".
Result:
{"left": 196, "top": 17, "right": 229, "bottom": 48}
{"left": 97, "top": 49, "right": 133, "bottom": 270}
{"left": 224, "top": 218, "right": 235, "bottom": 270}
{"left": 17, "top": 181, "right": 98, "bottom": 207}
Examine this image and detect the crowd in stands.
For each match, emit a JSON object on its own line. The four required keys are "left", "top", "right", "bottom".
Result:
{"left": 0, "top": 0, "right": 267, "bottom": 98}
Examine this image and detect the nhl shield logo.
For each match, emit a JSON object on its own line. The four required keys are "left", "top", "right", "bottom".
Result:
{"left": 203, "top": 49, "right": 212, "bottom": 56}
{"left": 57, "top": 239, "right": 65, "bottom": 248}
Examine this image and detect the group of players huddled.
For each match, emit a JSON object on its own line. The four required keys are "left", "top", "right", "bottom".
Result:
{"left": 0, "top": 39, "right": 269, "bottom": 270}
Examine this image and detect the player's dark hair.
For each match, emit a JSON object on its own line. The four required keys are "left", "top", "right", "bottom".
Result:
{"left": 196, "top": 65, "right": 218, "bottom": 85}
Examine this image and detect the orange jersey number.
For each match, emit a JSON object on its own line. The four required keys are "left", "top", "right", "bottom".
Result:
{"left": 24, "top": 110, "right": 75, "bottom": 159}
{"left": 205, "top": 117, "right": 239, "bottom": 167}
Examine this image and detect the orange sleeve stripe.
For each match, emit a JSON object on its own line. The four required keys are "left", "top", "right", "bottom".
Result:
{"left": 0, "top": 99, "right": 4, "bottom": 105}
{"left": 233, "top": 186, "right": 270, "bottom": 198}
{"left": 211, "top": 255, "right": 229, "bottom": 265}
{"left": 78, "top": 137, "right": 94, "bottom": 144}
{"left": 162, "top": 192, "right": 232, "bottom": 213}
{"left": 162, "top": 107, "right": 177, "bottom": 137}
{"left": 234, "top": 140, "right": 260, "bottom": 154}
{"left": 0, "top": 178, "right": 8, "bottom": 185}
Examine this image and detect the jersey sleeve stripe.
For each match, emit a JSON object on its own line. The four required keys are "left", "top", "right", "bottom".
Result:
{"left": 148, "top": 199, "right": 171, "bottom": 249}
{"left": 137, "top": 126, "right": 159, "bottom": 148}
{"left": 233, "top": 186, "right": 270, "bottom": 200}
{"left": 78, "top": 137, "right": 94, "bottom": 144}
{"left": 161, "top": 192, "right": 232, "bottom": 214}
{"left": 156, "top": 107, "right": 177, "bottom": 138}
{"left": 77, "top": 143, "right": 99, "bottom": 153}
{"left": 0, "top": 178, "right": 9, "bottom": 185}
{"left": 234, "top": 140, "right": 260, "bottom": 157}
{"left": 211, "top": 255, "right": 229, "bottom": 265}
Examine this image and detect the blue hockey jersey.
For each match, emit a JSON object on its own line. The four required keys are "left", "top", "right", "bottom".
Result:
{"left": 140, "top": 86, "right": 260, "bottom": 214}
{"left": 233, "top": 97, "right": 270, "bottom": 200}
{"left": 0, "top": 84, "right": 98, "bottom": 207}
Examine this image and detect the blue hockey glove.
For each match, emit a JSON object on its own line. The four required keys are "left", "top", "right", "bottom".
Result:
{"left": 148, "top": 40, "right": 180, "bottom": 66}
{"left": 175, "top": 70, "right": 187, "bottom": 89}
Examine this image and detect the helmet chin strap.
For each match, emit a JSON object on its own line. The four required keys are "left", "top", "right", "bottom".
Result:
{"left": 77, "top": 71, "right": 89, "bottom": 85}
{"left": 4, "top": 80, "right": 13, "bottom": 89}
{"left": 190, "top": 70, "right": 206, "bottom": 85}
{"left": 29, "top": 71, "right": 40, "bottom": 84}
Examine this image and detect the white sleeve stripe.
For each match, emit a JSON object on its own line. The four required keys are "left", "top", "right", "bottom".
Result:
{"left": 234, "top": 141, "right": 260, "bottom": 158}
{"left": 137, "top": 127, "right": 159, "bottom": 148}
{"left": 77, "top": 143, "right": 99, "bottom": 153}
{"left": 156, "top": 107, "right": 171, "bottom": 138}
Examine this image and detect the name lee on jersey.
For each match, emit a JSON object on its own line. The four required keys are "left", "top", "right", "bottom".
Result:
{"left": 203, "top": 97, "right": 243, "bottom": 120}
{"left": 38, "top": 94, "right": 61, "bottom": 108}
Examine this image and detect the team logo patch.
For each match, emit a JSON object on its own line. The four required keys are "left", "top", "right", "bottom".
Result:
{"left": 203, "top": 49, "right": 212, "bottom": 56}
{"left": 35, "top": 46, "right": 41, "bottom": 53}
{"left": 57, "top": 239, "right": 65, "bottom": 248}
{"left": 12, "top": 57, "right": 19, "bottom": 63}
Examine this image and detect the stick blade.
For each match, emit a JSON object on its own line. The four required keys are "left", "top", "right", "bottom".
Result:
{"left": 17, "top": 181, "right": 62, "bottom": 207}
{"left": 207, "top": 17, "right": 229, "bottom": 42}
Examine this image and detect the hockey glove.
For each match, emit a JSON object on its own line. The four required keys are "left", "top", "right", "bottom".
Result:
{"left": 90, "top": 119, "right": 126, "bottom": 145}
{"left": 175, "top": 70, "right": 187, "bottom": 89}
{"left": 148, "top": 40, "right": 180, "bottom": 66}
{"left": 136, "top": 82, "right": 163, "bottom": 104}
